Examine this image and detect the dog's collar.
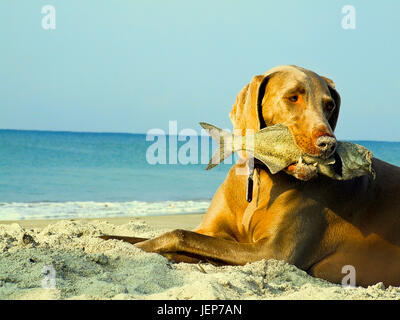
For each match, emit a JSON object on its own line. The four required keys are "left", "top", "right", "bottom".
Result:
{"left": 249, "top": 97, "right": 268, "bottom": 202}
{"left": 246, "top": 158, "right": 268, "bottom": 203}
{"left": 248, "top": 93, "right": 268, "bottom": 202}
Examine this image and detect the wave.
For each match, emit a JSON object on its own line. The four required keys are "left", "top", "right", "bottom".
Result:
{"left": 0, "top": 200, "right": 210, "bottom": 221}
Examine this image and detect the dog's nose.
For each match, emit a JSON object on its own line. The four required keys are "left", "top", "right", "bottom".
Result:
{"left": 316, "top": 136, "right": 337, "bottom": 157}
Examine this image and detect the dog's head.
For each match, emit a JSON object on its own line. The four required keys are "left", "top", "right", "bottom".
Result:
{"left": 230, "top": 65, "right": 341, "bottom": 159}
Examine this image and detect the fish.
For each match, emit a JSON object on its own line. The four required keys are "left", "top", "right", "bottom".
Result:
{"left": 200, "top": 122, "right": 375, "bottom": 181}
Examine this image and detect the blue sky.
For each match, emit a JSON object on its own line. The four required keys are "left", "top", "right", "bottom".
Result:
{"left": 0, "top": 0, "right": 399, "bottom": 141}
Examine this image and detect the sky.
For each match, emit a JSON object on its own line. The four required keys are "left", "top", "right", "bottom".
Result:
{"left": 0, "top": 0, "right": 399, "bottom": 141}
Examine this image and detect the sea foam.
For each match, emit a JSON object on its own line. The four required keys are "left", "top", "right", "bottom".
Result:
{"left": 0, "top": 200, "right": 210, "bottom": 221}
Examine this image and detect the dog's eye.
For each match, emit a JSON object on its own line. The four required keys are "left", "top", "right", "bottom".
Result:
{"left": 288, "top": 95, "right": 298, "bottom": 102}
{"left": 326, "top": 101, "right": 335, "bottom": 112}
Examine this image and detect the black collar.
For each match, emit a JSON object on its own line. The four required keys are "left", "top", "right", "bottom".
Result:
{"left": 246, "top": 158, "right": 268, "bottom": 203}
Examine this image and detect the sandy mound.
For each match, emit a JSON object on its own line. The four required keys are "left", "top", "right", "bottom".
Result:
{"left": 0, "top": 219, "right": 399, "bottom": 300}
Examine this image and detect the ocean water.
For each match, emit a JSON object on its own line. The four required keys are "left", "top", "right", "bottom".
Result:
{"left": 0, "top": 129, "right": 399, "bottom": 220}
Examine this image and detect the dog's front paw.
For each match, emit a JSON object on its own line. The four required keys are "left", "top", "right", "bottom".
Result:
{"left": 285, "top": 162, "right": 318, "bottom": 181}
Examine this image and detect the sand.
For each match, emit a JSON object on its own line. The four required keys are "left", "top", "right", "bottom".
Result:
{"left": 0, "top": 214, "right": 399, "bottom": 300}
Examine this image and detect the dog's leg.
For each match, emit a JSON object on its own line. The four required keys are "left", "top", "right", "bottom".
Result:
{"left": 99, "top": 234, "right": 229, "bottom": 264}
{"left": 134, "top": 229, "right": 270, "bottom": 265}
{"left": 99, "top": 235, "right": 148, "bottom": 244}
{"left": 162, "top": 252, "right": 224, "bottom": 265}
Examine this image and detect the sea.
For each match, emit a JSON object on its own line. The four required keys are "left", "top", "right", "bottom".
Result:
{"left": 0, "top": 129, "right": 399, "bottom": 220}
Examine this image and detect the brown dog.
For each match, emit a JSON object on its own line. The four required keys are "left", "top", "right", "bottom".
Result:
{"left": 101, "top": 65, "right": 400, "bottom": 287}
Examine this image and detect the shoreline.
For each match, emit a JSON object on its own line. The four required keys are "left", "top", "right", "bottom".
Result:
{"left": 0, "top": 213, "right": 205, "bottom": 231}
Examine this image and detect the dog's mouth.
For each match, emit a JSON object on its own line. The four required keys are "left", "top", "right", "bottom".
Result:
{"left": 285, "top": 151, "right": 343, "bottom": 180}
{"left": 287, "top": 156, "right": 319, "bottom": 169}
{"left": 284, "top": 157, "right": 319, "bottom": 181}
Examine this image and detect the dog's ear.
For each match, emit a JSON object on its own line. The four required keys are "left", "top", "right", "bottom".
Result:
{"left": 321, "top": 76, "right": 341, "bottom": 131}
{"left": 229, "top": 74, "right": 272, "bottom": 135}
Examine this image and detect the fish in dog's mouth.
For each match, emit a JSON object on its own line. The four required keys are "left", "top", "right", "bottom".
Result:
{"left": 200, "top": 121, "right": 375, "bottom": 181}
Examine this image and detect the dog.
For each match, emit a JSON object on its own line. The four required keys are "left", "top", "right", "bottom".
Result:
{"left": 101, "top": 65, "right": 400, "bottom": 287}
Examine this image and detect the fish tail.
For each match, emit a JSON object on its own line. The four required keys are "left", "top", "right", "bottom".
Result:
{"left": 199, "top": 122, "right": 234, "bottom": 170}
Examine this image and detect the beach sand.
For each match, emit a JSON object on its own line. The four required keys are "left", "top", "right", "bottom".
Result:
{"left": 0, "top": 214, "right": 399, "bottom": 300}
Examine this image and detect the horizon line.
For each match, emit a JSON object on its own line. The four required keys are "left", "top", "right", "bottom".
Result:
{"left": 0, "top": 127, "right": 399, "bottom": 143}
